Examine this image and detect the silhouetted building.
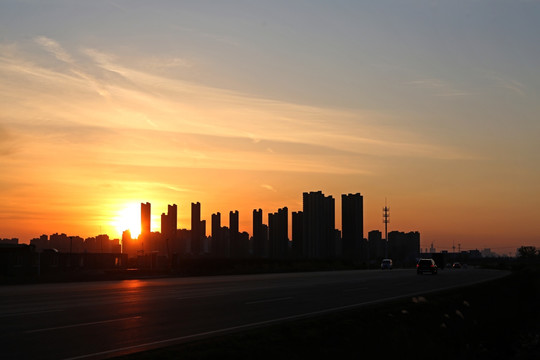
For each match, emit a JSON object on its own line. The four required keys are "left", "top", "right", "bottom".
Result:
{"left": 141, "top": 202, "right": 151, "bottom": 235}
{"left": 30, "top": 234, "right": 49, "bottom": 251}
{"left": 252, "top": 209, "right": 265, "bottom": 258}
{"left": 173, "top": 229, "right": 191, "bottom": 256}
{"left": 268, "top": 207, "right": 288, "bottom": 259}
{"left": 302, "top": 191, "right": 335, "bottom": 259}
{"left": 388, "top": 231, "right": 420, "bottom": 266}
{"left": 161, "top": 204, "right": 177, "bottom": 257}
{"left": 292, "top": 211, "right": 303, "bottom": 259}
{"left": 200, "top": 219, "right": 208, "bottom": 254}
{"left": 211, "top": 212, "right": 228, "bottom": 257}
{"left": 342, "top": 193, "right": 364, "bottom": 260}
{"left": 0, "top": 244, "right": 37, "bottom": 277}
{"left": 228, "top": 210, "right": 239, "bottom": 257}
{"left": 140, "top": 231, "right": 161, "bottom": 255}
{"left": 368, "top": 230, "right": 385, "bottom": 261}
{"left": 240, "top": 231, "right": 250, "bottom": 257}
{"left": 122, "top": 230, "right": 137, "bottom": 258}
{"left": 0, "top": 238, "right": 18, "bottom": 245}
{"left": 191, "top": 202, "right": 202, "bottom": 256}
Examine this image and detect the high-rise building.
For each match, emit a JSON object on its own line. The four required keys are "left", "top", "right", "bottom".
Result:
{"left": 292, "top": 211, "right": 303, "bottom": 259}
{"left": 268, "top": 207, "right": 288, "bottom": 259}
{"left": 141, "top": 202, "right": 151, "bottom": 235}
{"left": 388, "top": 231, "right": 420, "bottom": 266}
{"left": 342, "top": 193, "right": 364, "bottom": 260}
{"left": 252, "top": 209, "right": 265, "bottom": 258}
{"left": 211, "top": 212, "right": 226, "bottom": 257}
{"left": 161, "top": 204, "right": 177, "bottom": 256}
{"left": 229, "top": 210, "right": 241, "bottom": 257}
{"left": 302, "top": 191, "right": 335, "bottom": 259}
{"left": 168, "top": 204, "right": 177, "bottom": 234}
{"left": 191, "top": 202, "right": 201, "bottom": 256}
{"left": 368, "top": 230, "right": 385, "bottom": 261}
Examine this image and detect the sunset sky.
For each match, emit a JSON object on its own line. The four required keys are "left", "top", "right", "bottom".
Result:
{"left": 1, "top": 0, "right": 539, "bottom": 254}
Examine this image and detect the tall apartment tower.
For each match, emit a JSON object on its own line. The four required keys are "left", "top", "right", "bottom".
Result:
{"left": 161, "top": 204, "right": 177, "bottom": 240}
{"left": 341, "top": 193, "right": 363, "bottom": 259}
{"left": 191, "top": 202, "right": 201, "bottom": 256}
{"left": 268, "top": 207, "right": 288, "bottom": 259}
{"left": 211, "top": 212, "right": 225, "bottom": 257}
{"left": 368, "top": 230, "right": 385, "bottom": 261}
{"left": 168, "top": 204, "right": 177, "bottom": 234}
{"left": 229, "top": 210, "right": 240, "bottom": 257}
{"left": 302, "top": 191, "right": 335, "bottom": 259}
{"left": 291, "top": 211, "right": 304, "bottom": 259}
{"left": 141, "top": 202, "right": 151, "bottom": 235}
{"left": 252, "top": 209, "right": 265, "bottom": 258}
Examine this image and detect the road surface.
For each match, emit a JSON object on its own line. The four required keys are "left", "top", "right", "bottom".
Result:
{"left": 0, "top": 268, "right": 508, "bottom": 359}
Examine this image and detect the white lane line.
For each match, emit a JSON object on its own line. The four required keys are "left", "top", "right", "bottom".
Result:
{"left": 26, "top": 316, "right": 142, "bottom": 334}
{"left": 63, "top": 272, "right": 511, "bottom": 360}
{"left": 65, "top": 294, "right": 416, "bottom": 360}
{"left": 0, "top": 309, "right": 64, "bottom": 318}
{"left": 245, "top": 297, "right": 293, "bottom": 305}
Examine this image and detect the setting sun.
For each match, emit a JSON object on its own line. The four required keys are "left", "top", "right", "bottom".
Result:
{"left": 114, "top": 204, "right": 141, "bottom": 239}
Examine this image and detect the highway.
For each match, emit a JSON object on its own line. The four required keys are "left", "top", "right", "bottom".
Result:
{"left": 0, "top": 268, "right": 508, "bottom": 359}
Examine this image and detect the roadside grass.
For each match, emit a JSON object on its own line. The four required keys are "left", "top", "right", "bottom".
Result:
{"left": 114, "top": 267, "right": 540, "bottom": 360}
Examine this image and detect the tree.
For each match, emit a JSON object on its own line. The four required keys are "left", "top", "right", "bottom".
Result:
{"left": 517, "top": 246, "right": 538, "bottom": 259}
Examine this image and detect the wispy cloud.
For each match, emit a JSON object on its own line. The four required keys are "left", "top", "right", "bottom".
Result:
{"left": 1, "top": 37, "right": 472, "bottom": 172}
{"left": 261, "top": 184, "right": 277, "bottom": 192}
{"left": 34, "top": 36, "right": 74, "bottom": 64}
{"left": 491, "top": 76, "right": 526, "bottom": 97}
{"left": 405, "top": 78, "right": 475, "bottom": 97}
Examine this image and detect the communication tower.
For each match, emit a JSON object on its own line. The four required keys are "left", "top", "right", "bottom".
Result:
{"left": 383, "top": 199, "right": 389, "bottom": 258}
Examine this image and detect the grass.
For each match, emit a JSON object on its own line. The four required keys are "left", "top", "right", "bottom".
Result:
{"left": 114, "top": 266, "right": 540, "bottom": 360}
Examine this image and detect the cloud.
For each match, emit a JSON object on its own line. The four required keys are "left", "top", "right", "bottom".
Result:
{"left": 34, "top": 36, "right": 74, "bottom": 64}
{"left": 261, "top": 184, "right": 277, "bottom": 192}
{"left": 491, "top": 76, "right": 526, "bottom": 97}
{"left": 405, "top": 78, "right": 475, "bottom": 97}
{"left": 1, "top": 38, "right": 472, "bottom": 169}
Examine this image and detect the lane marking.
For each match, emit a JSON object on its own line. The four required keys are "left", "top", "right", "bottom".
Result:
{"left": 245, "top": 297, "right": 293, "bottom": 305}
{"left": 0, "top": 309, "right": 64, "bottom": 318}
{"left": 62, "top": 291, "right": 451, "bottom": 360}
{"left": 26, "top": 316, "right": 142, "bottom": 334}
{"left": 63, "top": 271, "right": 511, "bottom": 360}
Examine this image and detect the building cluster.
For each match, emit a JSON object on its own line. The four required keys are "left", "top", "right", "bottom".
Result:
{"left": 122, "top": 191, "right": 420, "bottom": 266}
{"left": 29, "top": 233, "right": 122, "bottom": 254}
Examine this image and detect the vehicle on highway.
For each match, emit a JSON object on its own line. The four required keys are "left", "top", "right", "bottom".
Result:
{"left": 452, "top": 262, "right": 462, "bottom": 269}
{"left": 381, "top": 259, "right": 393, "bottom": 269}
{"left": 417, "top": 258, "right": 438, "bottom": 275}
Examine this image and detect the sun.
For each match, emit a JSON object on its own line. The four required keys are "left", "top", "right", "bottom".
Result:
{"left": 114, "top": 203, "right": 141, "bottom": 238}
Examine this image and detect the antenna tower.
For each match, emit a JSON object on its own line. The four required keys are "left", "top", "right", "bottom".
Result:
{"left": 383, "top": 198, "right": 389, "bottom": 258}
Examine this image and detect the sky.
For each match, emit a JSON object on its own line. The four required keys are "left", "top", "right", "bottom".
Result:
{"left": 1, "top": 0, "right": 539, "bottom": 254}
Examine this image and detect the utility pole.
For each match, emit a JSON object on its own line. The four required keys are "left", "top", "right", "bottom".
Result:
{"left": 383, "top": 198, "right": 389, "bottom": 258}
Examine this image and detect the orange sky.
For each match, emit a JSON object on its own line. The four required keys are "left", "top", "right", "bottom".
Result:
{"left": 1, "top": 1, "right": 540, "bottom": 255}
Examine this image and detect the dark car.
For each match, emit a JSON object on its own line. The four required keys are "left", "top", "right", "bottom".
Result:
{"left": 381, "top": 259, "right": 393, "bottom": 269}
{"left": 417, "top": 258, "right": 438, "bottom": 275}
{"left": 452, "top": 262, "right": 462, "bottom": 269}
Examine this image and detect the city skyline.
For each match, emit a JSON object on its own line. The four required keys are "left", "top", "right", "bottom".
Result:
{"left": 22, "top": 190, "right": 426, "bottom": 263}
{"left": 10, "top": 191, "right": 504, "bottom": 256}
{"left": 1, "top": 1, "right": 539, "bottom": 253}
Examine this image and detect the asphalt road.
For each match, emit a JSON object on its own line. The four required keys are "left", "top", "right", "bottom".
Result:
{"left": 0, "top": 268, "right": 508, "bottom": 359}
